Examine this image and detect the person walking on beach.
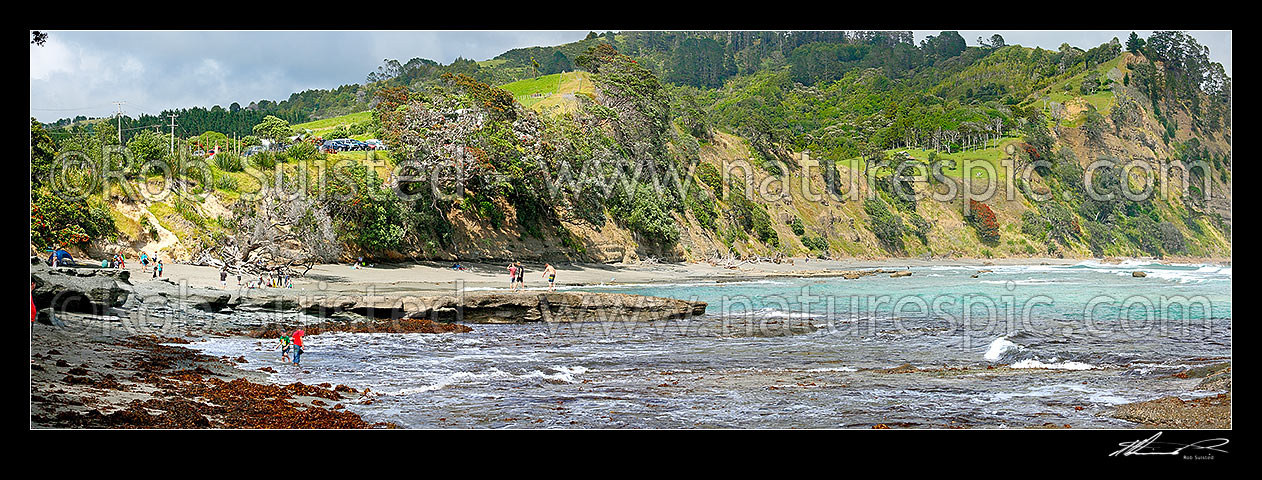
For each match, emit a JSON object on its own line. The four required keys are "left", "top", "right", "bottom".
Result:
{"left": 515, "top": 262, "right": 525, "bottom": 289}
{"left": 155, "top": 260, "right": 163, "bottom": 278}
{"left": 140, "top": 252, "right": 149, "bottom": 272}
{"left": 291, "top": 328, "right": 305, "bottom": 366}
{"left": 507, "top": 263, "right": 519, "bottom": 291}
{"left": 220, "top": 268, "right": 229, "bottom": 288}
{"left": 542, "top": 263, "right": 557, "bottom": 292}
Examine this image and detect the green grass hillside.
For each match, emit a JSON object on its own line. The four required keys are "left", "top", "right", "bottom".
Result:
{"left": 499, "top": 71, "right": 595, "bottom": 113}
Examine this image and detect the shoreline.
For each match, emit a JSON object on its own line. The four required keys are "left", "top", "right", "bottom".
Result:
{"left": 143, "top": 255, "right": 1228, "bottom": 295}
{"left": 30, "top": 312, "right": 400, "bottom": 429}
{"left": 31, "top": 257, "right": 1230, "bottom": 429}
{"left": 31, "top": 314, "right": 1232, "bottom": 429}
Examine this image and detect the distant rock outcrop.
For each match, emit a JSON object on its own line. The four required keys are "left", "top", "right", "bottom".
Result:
{"left": 30, "top": 265, "right": 707, "bottom": 325}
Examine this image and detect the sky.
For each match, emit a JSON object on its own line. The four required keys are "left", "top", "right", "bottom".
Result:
{"left": 30, "top": 30, "right": 1231, "bottom": 123}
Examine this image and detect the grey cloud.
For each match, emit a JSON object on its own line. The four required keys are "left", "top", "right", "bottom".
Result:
{"left": 30, "top": 30, "right": 590, "bottom": 122}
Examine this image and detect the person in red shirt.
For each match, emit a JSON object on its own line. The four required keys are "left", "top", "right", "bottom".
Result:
{"left": 291, "top": 329, "right": 305, "bottom": 366}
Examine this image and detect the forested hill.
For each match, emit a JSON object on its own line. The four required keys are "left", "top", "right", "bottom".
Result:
{"left": 31, "top": 31, "right": 1231, "bottom": 266}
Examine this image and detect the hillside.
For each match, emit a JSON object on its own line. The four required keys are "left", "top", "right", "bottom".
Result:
{"left": 31, "top": 31, "right": 1230, "bottom": 268}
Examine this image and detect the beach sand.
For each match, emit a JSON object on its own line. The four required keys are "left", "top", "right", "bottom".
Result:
{"left": 153, "top": 257, "right": 1099, "bottom": 295}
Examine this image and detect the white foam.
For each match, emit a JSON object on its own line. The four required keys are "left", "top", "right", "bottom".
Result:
{"left": 984, "top": 383, "right": 1129, "bottom": 404}
{"left": 390, "top": 370, "right": 505, "bottom": 395}
{"left": 984, "top": 336, "right": 1024, "bottom": 361}
{"left": 551, "top": 365, "right": 590, "bottom": 375}
{"left": 753, "top": 308, "right": 817, "bottom": 319}
{"left": 802, "top": 366, "right": 858, "bottom": 372}
{"left": 978, "top": 279, "right": 1066, "bottom": 286}
{"left": 1009, "top": 358, "right": 1098, "bottom": 370}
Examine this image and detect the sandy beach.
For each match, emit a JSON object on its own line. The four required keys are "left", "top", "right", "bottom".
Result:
{"left": 150, "top": 257, "right": 1104, "bottom": 295}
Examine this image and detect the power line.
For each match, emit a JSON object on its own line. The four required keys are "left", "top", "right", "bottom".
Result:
{"left": 30, "top": 103, "right": 115, "bottom": 112}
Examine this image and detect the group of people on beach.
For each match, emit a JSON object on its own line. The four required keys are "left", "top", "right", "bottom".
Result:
{"left": 507, "top": 262, "right": 558, "bottom": 292}
{"left": 138, "top": 251, "right": 163, "bottom": 278}
{"left": 103, "top": 253, "right": 126, "bottom": 269}
{"left": 274, "top": 328, "right": 306, "bottom": 366}
{"left": 242, "top": 271, "right": 291, "bottom": 289}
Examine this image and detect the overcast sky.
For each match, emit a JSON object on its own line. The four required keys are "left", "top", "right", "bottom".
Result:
{"left": 30, "top": 30, "right": 1230, "bottom": 123}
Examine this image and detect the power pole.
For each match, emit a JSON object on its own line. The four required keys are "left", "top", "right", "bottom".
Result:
{"left": 168, "top": 114, "right": 179, "bottom": 155}
{"left": 113, "top": 101, "right": 126, "bottom": 144}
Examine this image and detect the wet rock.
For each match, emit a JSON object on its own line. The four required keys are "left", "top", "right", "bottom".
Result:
{"left": 1132, "top": 271, "right": 1147, "bottom": 277}
{"left": 876, "top": 363, "right": 918, "bottom": 374}
{"left": 890, "top": 271, "right": 912, "bottom": 278}
{"left": 35, "top": 308, "right": 65, "bottom": 327}
{"left": 31, "top": 266, "right": 130, "bottom": 314}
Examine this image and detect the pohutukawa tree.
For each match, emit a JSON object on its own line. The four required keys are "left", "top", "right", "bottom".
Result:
{"left": 211, "top": 175, "right": 341, "bottom": 277}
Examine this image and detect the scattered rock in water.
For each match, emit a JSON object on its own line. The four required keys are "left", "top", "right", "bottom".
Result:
{"left": 890, "top": 271, "right": 912, "bottom": 278}
{"left": 1132, "top": 271, "right": 1147, "bottom": 277}
{"left": 876, "top": 363, "right": 918, "bottom": 374}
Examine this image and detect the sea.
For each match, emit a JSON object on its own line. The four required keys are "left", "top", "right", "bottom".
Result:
{"left": 187, "top": 260, "right": 1231, "bottom": 428}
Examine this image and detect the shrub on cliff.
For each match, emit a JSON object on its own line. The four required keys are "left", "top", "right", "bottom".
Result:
{"left": 30, "top": 188, "right": 117, "bottom": 249}
{"left": 864, "top": 197, "right": 904, "bottom": 252}
{"left": 966, "top": 200, "right": 1000, "bottom": 245}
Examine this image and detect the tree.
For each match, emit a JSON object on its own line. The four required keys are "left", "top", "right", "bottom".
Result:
{"left": 979, "top": 34, "right": 1005, "bottom": 49}
{"left": 213, "top": 176, "right": 341, "bottom": 277}
{"left": 31, "top": 31, "right": 47, "bottom": 46}
{"left": 126, "top": 129, "right": 168, "bottom": 172}
{"left": 1126, "top": 32, "right": 1145, "bottom": 54}
{"left": 922, "top": 31, "right": 966, "bottom": 61}
{"left": 966, "top": 200, "right": 1001, "bottom": 244}
{"left": 251, "top": 115, "right": 293, "bottom": 151}
{"left": 30, "top": 118, "right": 56, "bottom": 187}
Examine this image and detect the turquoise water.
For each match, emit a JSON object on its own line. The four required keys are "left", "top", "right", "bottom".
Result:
{"left": 189, "top": 260, "right": 1230, "bottom": 428}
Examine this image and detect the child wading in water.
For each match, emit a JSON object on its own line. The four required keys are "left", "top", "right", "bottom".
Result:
{"left": 542, "top": 263, "right": 557, "bottom": 292}
{"left": 277, "top": 331, "right": 292, "bottom": 363}
{"left": 507, "top": 263, "right": 519, "bottom": 291}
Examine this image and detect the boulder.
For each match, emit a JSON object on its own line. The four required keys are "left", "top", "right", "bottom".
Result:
{"left": 35, "top": 308, "right": 65, "bottom": 327}
{"left": 1132, "top": 271, "right": 1147, "bottom": 277}
{"left": 890, "top": 271, "right": 912, "bottom": 278}
{"left": 30, "top": 266, "right": 131, "bottom": 314}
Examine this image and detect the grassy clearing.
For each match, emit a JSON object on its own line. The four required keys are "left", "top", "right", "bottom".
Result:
{"left": 293, "top": 111, "right": 373, "bottom": 134}
{"left": 838, "top": 137, "right": 1022, "bottom": 182}
{"left": 499, "top": 71, "right": 594, "bottom": 113}
{"left": 501, "top": 73, "right": 562, "bottom": 99}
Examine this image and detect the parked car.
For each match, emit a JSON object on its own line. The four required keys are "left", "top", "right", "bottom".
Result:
{"left": 364, "top": 139, "right": 386, "bottom": 150}
{"left": 242, "top": 145, "right": 266, "bottom": 157}
{"left": 320, "top": 139, "right": 346, "bottom": 153}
